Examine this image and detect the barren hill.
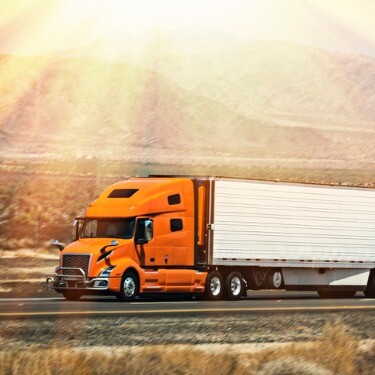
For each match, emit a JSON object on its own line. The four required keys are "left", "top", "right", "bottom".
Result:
{"left": 142, "top": 41, "right": 375, "bottom": 121}
{"left": 0, "top": 42, "right": 375, "bottom": 171}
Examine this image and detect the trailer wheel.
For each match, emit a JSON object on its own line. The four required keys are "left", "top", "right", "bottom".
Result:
{"left": 364, "top": 271, "right": 375, "bottom": 298}
{"left": 62, "top": 290, "right": 82, "bottom": 301}
{"left": 117, "top": 271, "right": 139, "bottom": 302}
{"left": 205, "top": 271, "right": 224, "bottom": 300}
{"left": 225, "top": 272, "right": 244, "bottom": 300}
{"left": 318, "top": 290, "right": 356, "bottom": 299}
{"left": 267, "top": 269, "right": 283, "bottom": 289}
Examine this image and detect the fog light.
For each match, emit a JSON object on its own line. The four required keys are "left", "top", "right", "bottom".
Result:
{"left": 98, "top": 266, "right": 116, "bottom": 277}
{"left": 94, "top": 280, "right": 108, "bottom": 288}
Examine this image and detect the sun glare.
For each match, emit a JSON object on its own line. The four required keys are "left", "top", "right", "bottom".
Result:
{"left": 1, "top": 0, "right": 374, "bottom": 57}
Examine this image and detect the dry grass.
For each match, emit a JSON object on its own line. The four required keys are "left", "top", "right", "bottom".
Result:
{"left": 241, "top": 321, "right": 358, "bottom": 375}
{"left": 0, "top": 321, "right": 372, "bottom": 375}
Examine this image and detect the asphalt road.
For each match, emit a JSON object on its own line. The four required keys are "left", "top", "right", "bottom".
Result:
{"left": 0, "top": 291, "right": 374, "bottom": 318}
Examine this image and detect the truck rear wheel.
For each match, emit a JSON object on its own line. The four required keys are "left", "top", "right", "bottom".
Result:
{"left": 62, "top": 290, "right": 82, "bottom": 301}
{"left": 205, "top": 271, "right": 224, "bottom": 300}
{"left": 117, "top": 271, "right": 139, "bottom": 302}
{"left": 225, "top": 272, "right": 244, "bottom": 300}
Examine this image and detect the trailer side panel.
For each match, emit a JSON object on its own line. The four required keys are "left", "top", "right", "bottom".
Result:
{"left": 212, "top": 179, "right": 375, "bottom": 268}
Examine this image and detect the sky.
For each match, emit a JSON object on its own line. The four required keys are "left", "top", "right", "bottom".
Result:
{"left": 0, "top": 0, "right": 375, "bottom": 57}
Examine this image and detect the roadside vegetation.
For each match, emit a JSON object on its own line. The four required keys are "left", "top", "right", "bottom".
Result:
{"left": 0, "top": 321, "right": 373, "bottom": 375}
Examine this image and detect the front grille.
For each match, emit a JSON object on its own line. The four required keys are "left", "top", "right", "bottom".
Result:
{"left": 62, "top": 254, "right": 90, "bottom": 276}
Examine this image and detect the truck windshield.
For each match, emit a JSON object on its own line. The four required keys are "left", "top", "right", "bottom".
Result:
{"left": 80, "top": 218, "right": 135, "bottom": 239}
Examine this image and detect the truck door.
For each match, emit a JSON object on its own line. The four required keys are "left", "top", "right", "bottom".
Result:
{"left": 134, "top": 218, "right": 156, "bottom": 266}
{"left": 135, "top": 217, "right": 176, "bottom": 267}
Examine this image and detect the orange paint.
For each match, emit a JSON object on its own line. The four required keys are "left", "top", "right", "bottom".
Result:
{"left": 55, "top": 177, "right": 208, "bottom": 296}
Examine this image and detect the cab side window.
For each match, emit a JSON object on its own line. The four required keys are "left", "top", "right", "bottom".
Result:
{"left": 168, "top": 194, "right": 181, "bottom": 205}
{"left": 170, "top": 218, "right": 183, "bottom": 232}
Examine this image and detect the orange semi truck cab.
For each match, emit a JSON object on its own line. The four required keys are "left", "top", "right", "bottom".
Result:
{"left": 47, "top": 177, "right": 209, "bottom": 301}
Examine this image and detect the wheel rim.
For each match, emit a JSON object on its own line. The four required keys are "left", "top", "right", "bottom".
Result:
{"left": 230, "top": 276, "right": 242, "bottom": 296}
{"left": 123, "top": 277, "right": 136, "bottom": 297}
{"left": 273, "top": 272, "right": 282, "bottom": 288}
{"left": 210, "top": 276, "right": 221, "bottom": 296}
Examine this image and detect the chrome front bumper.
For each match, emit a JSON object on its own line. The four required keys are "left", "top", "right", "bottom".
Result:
{"left": 46, "top": 267, "right": 109, "bottom": 291}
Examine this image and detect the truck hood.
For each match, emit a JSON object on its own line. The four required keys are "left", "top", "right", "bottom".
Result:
{"left": 62, "top": 238, "right": 129, "bottom": 255}
{"left": 61, "top": 238, "right": 133, "bottom": 278}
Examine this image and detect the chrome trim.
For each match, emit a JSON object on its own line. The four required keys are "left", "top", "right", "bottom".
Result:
{"left": 46, "top": 266, "right": 109, "bottom": 291}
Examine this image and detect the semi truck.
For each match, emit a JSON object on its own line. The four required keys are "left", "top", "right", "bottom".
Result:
{"left": 46, "top": 176, "right": 375, "bottom": 301}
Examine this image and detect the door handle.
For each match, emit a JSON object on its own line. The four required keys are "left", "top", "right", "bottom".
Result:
{"left": 164, "top": 254, "right": 168, "bottom": 264}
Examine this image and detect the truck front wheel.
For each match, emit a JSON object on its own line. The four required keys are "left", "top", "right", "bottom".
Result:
{"left": 205, "top": 271, "right": 224, "bottom": 300}
{"left": 225, "top": 272, "right": 244, "bottom": 300}
{"left": 117, "top": 271, "right": 139, "bottom": 302}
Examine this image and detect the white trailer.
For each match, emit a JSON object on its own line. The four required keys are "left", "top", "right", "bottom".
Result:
{"left": 206, "top": 178, "right": 375, "bottom": 298}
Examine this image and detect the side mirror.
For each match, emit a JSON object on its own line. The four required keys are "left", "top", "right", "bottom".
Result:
{"left": 72, "top": 220, "right": 79, "bottom": 241}
{"left": 72, "top": 218, "right": 84, "bottom": 241}
{"left": 135, "top": 218, "right": 153, "bottom": 245}
{"left": 51, "top": 240, "right": 65, "bottom": 251}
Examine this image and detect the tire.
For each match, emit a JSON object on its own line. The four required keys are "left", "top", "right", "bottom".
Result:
{"left": 117, "top": 271, "right": 139, "bottom": 302}
{"left": 318, "top": 290, "right": 356, "bottom": 299}
{"left": 224, "top": 272, "right": 244, "bottom": 300}
{"left": 364, "top": 272, "right": 375, "bottom": 298}
{"left": 204, "top": 271, "right": 224, "bottom": 300}
{"left": 267, "top": 269, "right": 283, "bottom": 289}
{"left": 62, "top": 290, "right": 82, "bottom": 301}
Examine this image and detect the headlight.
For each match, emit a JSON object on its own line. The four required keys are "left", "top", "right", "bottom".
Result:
{"left": 98, "top": 266, "right": 116, "bottom": 277}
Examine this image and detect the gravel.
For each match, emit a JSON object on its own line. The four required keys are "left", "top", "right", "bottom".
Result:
{"left": 1, "top": 311, "right": 374, "bottom": 349}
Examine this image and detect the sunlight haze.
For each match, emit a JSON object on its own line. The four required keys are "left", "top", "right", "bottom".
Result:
{"left": 1, "top": 0, "right": 375, "bottom": 56}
